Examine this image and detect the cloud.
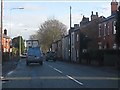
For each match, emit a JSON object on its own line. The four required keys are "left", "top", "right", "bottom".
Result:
{"left": 4, "top": 13, "right": 48, "bottom": 39}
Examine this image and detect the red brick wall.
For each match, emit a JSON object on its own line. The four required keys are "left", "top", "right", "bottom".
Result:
{"left": 111, "top": 1, "right": 118, "bottom": 15}
{"left": 98, "top": 16, "right": 116, "bottom": 49}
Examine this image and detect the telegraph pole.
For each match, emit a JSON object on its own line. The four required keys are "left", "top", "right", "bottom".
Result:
{"left": 69, "top": 6, "right": 72, "bottom": 62}
{"left": 70, "top": 6, "right": 72, "bottom": 29}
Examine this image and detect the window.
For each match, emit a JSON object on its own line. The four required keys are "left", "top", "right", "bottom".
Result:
{"left": 104, "top": 44, "right": 106, "bottom": 49}
{"left": 113, "top": 43, "right": 117, "bottom": 49}
{"left": 98, "top": 24, "right": 101, "bottom": 37}
{"left": 6, "top": 49, "right": 8, "bottom": 52}
{"left": 4, "top": 48, "right": 6, "bottom": 52}
{"left": 77, "top": 50, "right": 79, "bottom": 58}
{"left": 69, "top": 38, "right": 70, "bottom": 45}
{"left": 77, "top": 34, "right": 79, "bottom": 42}
{"left": 106, "top": 23, "right": 109, "bottom": 35}
{"left": 108, "top": 25, "right": 110, "bottom": 35}
{"left": 71, "top": 33, "right": 74, "bottom": 47}
{"left": 113, "top": 21, "right": 116, "bottom": 34}
{"left": 98, "top": 42, "right": 102, "bottom": 50}
{"left": 104, "top": 23, "right": 106, "bottom": 36}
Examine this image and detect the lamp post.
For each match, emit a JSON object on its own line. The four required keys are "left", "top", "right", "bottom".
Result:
{"left": 10, "top": 7, "right": 24, "bottom": 58}
{"left": 0, "top": 0, "right": 3, "bottom": 64}
{"left": 10, "top": 7, "right": 24, "bottom": 37}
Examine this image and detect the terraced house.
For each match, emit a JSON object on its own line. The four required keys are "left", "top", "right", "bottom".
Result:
{"left": 2, "top": 29, "right": 12, "bottom": 61}
{"left": 98, "top": 0, "right": 118, "bottom": 50}
{"left": 51, "top": 0, "right": 119, "bottom": 64}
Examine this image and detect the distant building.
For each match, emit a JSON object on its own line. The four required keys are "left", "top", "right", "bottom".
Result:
{"left": 74, "top": 26, "right": 80, "bottom": 63}
{"left": 98, "top": 0, "right": 118, "bottom": 49}
{"left": 2, "top": 29, "right": 11, "bottom": 53}
{"left": 69, "top": 24, "right": 80, "bottom": 63}
{"left": 91, "top": 11, "right": 99, "bottom": 21}
{"left": 51, "top": 41, "right": 57, "bottom": 52}
{"left": 62, "top": 35, "right": 69, "bottom": 61}
{"left": 52, "top": 40, "right": 62, "bottom": 60}
{"left": 0, "top": 27, "right": 2, "bottom": 53}
{"left": 80, "top": 15, "right": 89, "bottom": 27}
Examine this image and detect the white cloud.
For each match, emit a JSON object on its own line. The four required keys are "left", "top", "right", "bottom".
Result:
{"left": 4, "top": 13, "right": 47, "bottom": 39}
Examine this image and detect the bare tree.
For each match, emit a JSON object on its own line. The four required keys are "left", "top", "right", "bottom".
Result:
{"left": 29, "top": 34, "right": 37, "bottom": 40}
{"left": 30, "top": 18, "right": 67, "bottom": 52}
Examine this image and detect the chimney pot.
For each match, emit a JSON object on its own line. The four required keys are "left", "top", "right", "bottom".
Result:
{"left": 4, "top": 29, "right": 7, "bottom": 35}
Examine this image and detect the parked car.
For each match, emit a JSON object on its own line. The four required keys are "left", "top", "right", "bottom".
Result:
{"left": 21, "top": 53, "right": 27, "bottom": 58}
{"left": 26, "top": 47, "right": 43, "bottom": 66}
{"left": 46, "top": 51, "right": 56, "bottom": 61}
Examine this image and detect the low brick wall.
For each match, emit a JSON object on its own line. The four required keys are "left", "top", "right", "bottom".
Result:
{"left": 81, "top": 49, "right": 120, "bottom": 67}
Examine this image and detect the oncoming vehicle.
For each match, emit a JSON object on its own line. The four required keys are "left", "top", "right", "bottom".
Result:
{"left": 26, "top": 47, "right": 43, "bottom": 66}
{"left": 46, "top": 51, "right": 56, "bottom": 62}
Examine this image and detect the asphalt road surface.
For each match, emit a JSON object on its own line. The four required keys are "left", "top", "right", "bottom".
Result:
{"left": 2, "top": 58, "right": 120, "bottom": 88}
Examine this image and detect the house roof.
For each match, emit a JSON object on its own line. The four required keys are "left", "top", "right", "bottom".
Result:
{"left": 100, "top": 13, "right": 116, "bottom": 23}
{"left": 3, "top": 34, "right": 11, "bottom": 39}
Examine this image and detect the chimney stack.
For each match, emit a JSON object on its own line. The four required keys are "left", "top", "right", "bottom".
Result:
{"left": 4, "top": 29, "right": 7, "bottom": 35}
{"left": 111, "top": 0, "right": 118, "bottom": 15}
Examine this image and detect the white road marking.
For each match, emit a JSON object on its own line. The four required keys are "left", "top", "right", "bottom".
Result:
{"left": 0, "top": 76, "right": 4, "bottom": 79}
{"left": 48, "top": 65, "right": 53, "bottom": 68}
{"left": 7, "top": 71, "right": 14, "bottom": 75}
{"left": 48, "top": 64, "right": 63, "bottom": 74}
{"left": 53, "top": 68, "right": 63, "bottom": 74}
{"left": 66, "top": 75, "right": 83, "bottom": 86}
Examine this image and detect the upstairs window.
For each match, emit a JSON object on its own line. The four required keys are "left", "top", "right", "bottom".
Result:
{"left": 98, "top": 24, "right": 101, "bottom": 37}
{"left": 106, "top": 23, "right": 109, "bottom": 35}
{"left": 112, "top": 21, "right": 116, "bottom": 34}
{"left": 69, "top": 38, "right": 70, "bottom": 45}
{"left": 77, "top": 34, "right": 79, "bottom": 42}
{"left": 108, "top": 25, "right": 110, "bottom": 35}
{"left": 104, "top": 23, "right": 106, "bottom": 36}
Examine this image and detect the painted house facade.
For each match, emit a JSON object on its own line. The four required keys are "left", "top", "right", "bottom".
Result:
{"left": 2, "top": 29, "right": 11, "bottom": 53}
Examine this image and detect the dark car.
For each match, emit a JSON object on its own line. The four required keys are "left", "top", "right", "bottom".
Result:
{"left": 26, "top": 47, "right": 43, "bottom": 66}
{"left": 46, "top": 51, "right": 56, "bottom": 61}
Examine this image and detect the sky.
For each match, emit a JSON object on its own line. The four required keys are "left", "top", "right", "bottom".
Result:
{"left": 1, "top": 0, "right": 119, "bottom": 40}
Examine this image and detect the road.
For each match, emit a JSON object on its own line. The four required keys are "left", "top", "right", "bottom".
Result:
{"left": 2, "top": 58, "right": 120, "bottom": 88}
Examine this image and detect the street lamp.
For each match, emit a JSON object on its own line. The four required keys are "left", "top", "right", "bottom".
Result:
{"left": 10, "top": 7, "right": 24, "bottom": 37}
{"left": 10, "top": 7, "right": 24, "bottom": 58}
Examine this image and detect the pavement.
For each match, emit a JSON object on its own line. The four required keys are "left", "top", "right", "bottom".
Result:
{"left": 2, "top": 59, "right": 19, "bottom": 77}
{"left": 0, "top": 64, "right": 2, "bottom": 90}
